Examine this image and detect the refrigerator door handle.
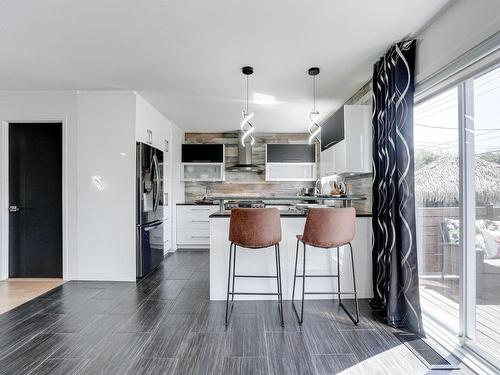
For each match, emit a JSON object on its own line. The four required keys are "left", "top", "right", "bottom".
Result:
{"left": 144, "top": 220, "right": 163, "bottom": 231}
{"left": 149, "top": 155, "right": 156, "bottom": 208}
{"left": 153, "top": 154, "right": 161, "bottom": 212}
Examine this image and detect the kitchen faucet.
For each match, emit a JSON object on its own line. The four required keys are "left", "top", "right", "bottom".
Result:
{"left": 314, "top": 179, "right": 322, "bottom": 195}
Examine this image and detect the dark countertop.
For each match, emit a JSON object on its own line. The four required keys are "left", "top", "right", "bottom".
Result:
{"left": 176, "top": 202, "right": 218, "bottom": 206}
{"left": 207, "top": 195, "right": 366, "bottom": 202}
{"left": 176, "top": 202, "right": 295, "bottom": 206}
{"left": 210, "top": 210, "right": 372, "bottom": 218}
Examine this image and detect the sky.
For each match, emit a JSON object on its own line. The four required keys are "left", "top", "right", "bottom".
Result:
{"left": 414, "top": 65, "right": 500, "bottom": 157}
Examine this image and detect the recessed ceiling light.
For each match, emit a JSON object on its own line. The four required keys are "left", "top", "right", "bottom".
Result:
{"left": 253, "top": 92, "right": 278, "bottom": 105}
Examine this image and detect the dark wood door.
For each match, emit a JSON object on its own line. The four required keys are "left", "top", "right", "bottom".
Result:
{"left": 9, "top": 123, "right": 62, "bottom": 277}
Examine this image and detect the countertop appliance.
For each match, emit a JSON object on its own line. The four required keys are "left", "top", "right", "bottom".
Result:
{"left": 224, "top": 200, "right": 265, "bottom": 210}
{"left": 300, "top": 187, "right": 317, "bottom": 196}
{"left": 136, "top": 142, "right": 164, "bottom": 278}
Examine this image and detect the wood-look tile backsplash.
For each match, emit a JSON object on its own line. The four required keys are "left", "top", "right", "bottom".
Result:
{"left": 184, "top": 132, "right": 317, "bottom": 202}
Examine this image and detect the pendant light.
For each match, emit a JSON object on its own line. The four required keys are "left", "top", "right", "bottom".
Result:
{"left": 240, "top": 66, "right": 255, "bottom": 147}
{"left": 307, "top": 67, "right": 321, "bottom": 144}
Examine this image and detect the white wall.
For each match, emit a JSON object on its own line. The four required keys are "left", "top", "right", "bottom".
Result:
{"left": 170, "top": 122, "right": 185, "bottom": 251}
{"left": 0, "top": 91, "right": 78, "bottom": 280}
{"left": 76, "top": 92, "right": 137, "bottom": 281}
{"left": 416, "top": 0, "right": 500, "bottom": 83}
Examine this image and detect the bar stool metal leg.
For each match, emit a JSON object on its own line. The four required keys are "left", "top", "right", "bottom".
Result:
{"left": 274, "top": 244, "right": 280, "bottom": 306}
{"left": 336, "top": 246, "right": 341, "bottom": 306}
{"left": 226, "top": 242, "right": 284, "bottom": 327}
{"left": 291, "top": 239, "right": 303, "bottom": 324}
{"left": 231, "top": 244, "right": 237, "bottom": 303}
{"left": 349, "top": 243, "right": 360, "bottom": 323}
{"left": 300, "top": 242, "right": 306, "bottom": 324}
{"left": 275, "top": 244, "right": 284, "bottom": 326}
{"left": 292, "top": 239, "right": 299, "bottom": 304}
{"left": 292, "top": 242, "right": 307, "bottom": 325}
{"left": 225, "top": 242, "right": 234, "bottom": 326}
{"left": 337, "top": 243, "right": 359, "bottom": 325}
{"left": 226, "top": 208, "right": 283, "bottom": 326}
{"left": 292, "top": 207, "right": 358, "bottom": 326}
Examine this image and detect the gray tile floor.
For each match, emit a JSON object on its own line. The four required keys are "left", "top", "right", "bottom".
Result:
{"left": 0, "top": 250, "right": 475, "bottom": 374}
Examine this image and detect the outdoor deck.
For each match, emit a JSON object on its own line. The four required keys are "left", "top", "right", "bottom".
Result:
{"left": 420, "top": 279, "right": 500, "bottom": 355}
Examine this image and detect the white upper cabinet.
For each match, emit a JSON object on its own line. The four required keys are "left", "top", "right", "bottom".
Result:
{"left": 181, "top": 144, "right": 225, "bottom": 181}
{"left": 265, "top": 144, "right": 317, "bottom": 181}
{"left": 136, "top": 95, "right": 171, "bottom": 151}
{"left": 320, "top": 105, "right": 371, "bottom": 176}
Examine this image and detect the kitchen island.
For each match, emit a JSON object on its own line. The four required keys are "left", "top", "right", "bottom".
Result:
{"left": 209, "top": 206, "right": 373, "bottom": 301}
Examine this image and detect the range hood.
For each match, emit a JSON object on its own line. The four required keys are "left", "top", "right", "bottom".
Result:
{"left": 226, "top": 131, "right": 263, "bottom": 173}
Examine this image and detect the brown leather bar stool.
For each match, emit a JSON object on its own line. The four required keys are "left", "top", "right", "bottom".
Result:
{"left": 225, "top": 208, "right": 284, "bottom": 326}
{"left": 292, "top": 207, "right": 359, "bottom": 325}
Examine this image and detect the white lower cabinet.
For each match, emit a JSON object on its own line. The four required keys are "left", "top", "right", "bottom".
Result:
{"left": 176, "top": 205, "right": 219, "bottom": 248}
{"left": 177, "top": 229, "right": 211, "bottom": 245}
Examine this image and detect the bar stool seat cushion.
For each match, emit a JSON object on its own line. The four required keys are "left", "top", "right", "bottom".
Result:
{"left": 229, "top": 208, "right": 282, "bottom": 248}
{"left": 298, "top": 207, "right": 356, "bottom": 248}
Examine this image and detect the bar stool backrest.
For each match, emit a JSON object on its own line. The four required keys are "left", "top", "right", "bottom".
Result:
{"left": 229, "top": 208, "right": 282, "bottom": 248}
{"left": 301, "top": 207, "right": 356, "bottom": 248}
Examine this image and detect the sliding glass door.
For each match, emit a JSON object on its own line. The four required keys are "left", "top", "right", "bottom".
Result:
{"left": 471, "top": 66, "right": 500, "bottom": 358}
{"left": 414, "top": 87, "right": 461, "bottom": 335}
{"left": 414, "top": 64, "right": 500, "bottom": 367}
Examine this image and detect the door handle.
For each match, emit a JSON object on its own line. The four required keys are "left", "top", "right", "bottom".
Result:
{"left": 144, "top": 220, "right": 163, "bottom": 231}
{"left": 9, "top": 205, "right": 20, "bottom": 212}
{"left": 153, "top": 154, "right": 161, "bottom": 212}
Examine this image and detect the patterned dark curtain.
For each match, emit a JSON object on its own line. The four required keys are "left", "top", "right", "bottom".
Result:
{"left": 369, "top": 40, "right": 424, "bottom": 335}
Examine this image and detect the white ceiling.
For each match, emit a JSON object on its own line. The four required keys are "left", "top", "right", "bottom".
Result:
{"left": 0, "top": 0, "right": 451, "bottom": 132}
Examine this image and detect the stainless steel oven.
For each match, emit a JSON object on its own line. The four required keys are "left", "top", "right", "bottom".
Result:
{"left": 224, "top": 200, "right": 266, "bottom": 210}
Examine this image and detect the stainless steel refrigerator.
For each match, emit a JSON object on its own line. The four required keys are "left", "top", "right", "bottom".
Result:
{"left": 136, "top": 142, "right": 164, "bottom": 278}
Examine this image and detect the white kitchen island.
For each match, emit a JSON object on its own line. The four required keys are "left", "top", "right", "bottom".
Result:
{"left": 209, "top": 211, "right": 373, "bottom": 301}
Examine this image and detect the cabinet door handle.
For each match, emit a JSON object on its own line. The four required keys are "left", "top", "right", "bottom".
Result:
{"left": 189, "top": 208, "right": 211, "bottom": 211}
{"left": 191, "top": 220, "right": 209, "bottom": 223}
{"left": 191, "top": 235, "right": 210, "bottom": 239}
{"left": 323, "top": 140, "right": 337, "bottom": 149}
{"left": 147, "top": 129, "right": 153, "bottom": 145}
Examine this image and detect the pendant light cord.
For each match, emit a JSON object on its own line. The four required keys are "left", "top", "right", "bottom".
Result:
{"left": 313, "top": 75, "right": 316, "bottom": 112}
{"left": 246, "top": 75, "right": 249, "bottom": 114}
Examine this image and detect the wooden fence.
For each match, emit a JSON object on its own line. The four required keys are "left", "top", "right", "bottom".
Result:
{"left": 416, "top": 206, "right": 499, "bottom": 274}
